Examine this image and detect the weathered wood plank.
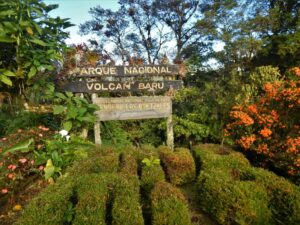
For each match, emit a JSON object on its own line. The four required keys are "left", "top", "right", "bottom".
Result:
{"left": 93, "top": 96, "right": 172, "bottom": 121}
{"left": 59, "top": 80, "right": 183, "bottom": 93}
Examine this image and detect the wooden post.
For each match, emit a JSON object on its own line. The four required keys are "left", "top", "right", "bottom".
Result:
{"left": 92, "top": 93, "right": 101, "bottom": 146}
{"left": 167, "top": 115, "right": 174, "bottom": 150}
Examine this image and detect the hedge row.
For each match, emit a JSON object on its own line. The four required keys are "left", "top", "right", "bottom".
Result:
{"left": 151, "top": 181, "right": 191, "bottom": 225}
{"left": 118, "top": 153, "right": 138, "bottom": 177}
{"left": 140, "top": 163, "right": 165, "bottom": 194}
{"left": 112, "top": 176, "right": 144, "bottom": 225}
{"left": 159, "top": 146, "right": 196, "bottom": 185}
{"left": 67, "top": 148, "right": 120, "bottom": 176}
{"left": 193, "top": 144, "right": 300, "bottom": 225}
{"left": 72, "top": 174, "right": 109, "bottom": 225}
{"left": 14, "top": 177, "right": 75, "bottom": 225}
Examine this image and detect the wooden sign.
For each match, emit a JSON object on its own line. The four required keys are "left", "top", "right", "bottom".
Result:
{"left": 60, "top": 80, "right": 183, "bottom": 93}
{"left": 69, "top": 65, "right": 179, "bottom": 77}
{"left": 93, "top": 96, "right": 172, "bottom": 121}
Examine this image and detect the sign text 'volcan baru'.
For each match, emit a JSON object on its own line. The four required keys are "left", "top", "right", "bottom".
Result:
{"left": 60, "top": 80, "right": 183, "bottom": 93}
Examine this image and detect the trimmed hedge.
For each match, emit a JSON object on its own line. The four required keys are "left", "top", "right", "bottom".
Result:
{"left": 72, "top": 174, "right": 109, "bottom": 225}
{"left": 159, "top": 146, "right": 196, "bottom": 185}
{"left": 141, "top": 164, "right": 165, "bottom": 194}
{"left": 193, "top": 144, "right": 250, "bottom": 172}
{"left": 243, "top": 167, "right": 300, "bottom": 225}
{"left": 112, "top": 176, "right": 144, "bottom": 225}
{"left": 67, "top": 149, "right": 119, "bottom": 176}
{"left": 193, "top": 144, "right": 300, "bottom": 225}
{"left": 151, "top": 181, "right": 191, "bottom": 225}
{"left": 118, "top": 153, "right": 138, "bottom": 177}
{"left": 14, "top": 177, "right": 75, "bottom": 225}
{"left": 198, "top": 170, "right": 271, "bottom": 225}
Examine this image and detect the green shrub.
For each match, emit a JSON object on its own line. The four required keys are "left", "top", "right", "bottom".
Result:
{"left": 112, "top": 176, "right": 144, "bottom": 225}
{"left": 14, "top": 177, "right": 75, "bottom": 225}
{"left": 67, "top": 149, "right": 119, "bottom": 176}
{"left": 192, "top": 144, "right": 250, "bottom": 172}
{"left": 151, "top": 181, "right": 191, "bottom": 225}
{"left": 72, "top": 174, "right": 109, "bottom": 225}
{"left": 244, "top": 167, "right": 300, "bottom": 225}
{"left": 118, "top": 153, "right": 138, "bottom": 177}
{"left": 195, "top": 144, "right": 300, "bottom": 225}
{"left": 198, "top": 169, "right": 271, "bottom": 225}
{"left": 130, "top": 144, "right": 160, "bottom": 163}
{"left": 141, "top": 164, "right": 165, "bottom": 194}
{"left": 159, "top": 147, "right": 196, "bottom": 185}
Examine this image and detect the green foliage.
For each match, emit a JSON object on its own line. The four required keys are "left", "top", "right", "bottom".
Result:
{"left": 141, "top": 163, "right": 165, "bottom": 194}
{"left": 235, "top": 66, "right": 282, "bottom": 104}
{"left": 4, "top": 138, "right": 34, "bottom": 154}
{"left": 193, "top": 144, "right": 300, "bottom": 225}
{"left": 244, "top": 167, "right": 300, "bottom": 225}
{"left": 159, "top": 146, "right": 196, "bottom": 185}
{"left": 112, "top": 176, "right": 144, "bottom": 225}
{"left": 142, "top": 156, "right": 160, "bottom": 167}
{"left": 34, "top": 136, "right": 94, "bottom": 180}
{"left": 73, "top": 174, "right": 108, "bottom": 225}
{"left": 119, "top": 153, "right": 138, "bottom": 177}
{"left": 14, "top": 177, "right": 75, "bottom": 225}
{"left": 151, "top": 181, "right": 191, "bottom": 225}
{"left": 101, "top": 121, "right": 132, "bottom": 148}
{"left": 0, "top": 0, "right": 72, "bottom": 88}
{"left": 52, "top": 92, "right": 99, "bottom": 133}
{"left": 0, "top": 110, "right": 59, "bottom": 136}
{"left": 66, "top": 148, "right": 120, "bottom": 176}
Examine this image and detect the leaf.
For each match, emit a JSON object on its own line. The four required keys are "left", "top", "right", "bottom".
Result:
{"left": 28, "top": 66, "right": 37, "bottom": 79}
{"left": 142, "top": 158, "right": 151, "bottom": 167}
{"left": 51, "top": 151, "right": 62, "bottom": 165}
{"left": 63, "top": 121, "right": 72, "bottom": 131}
{"left": 0, "top": 10, "right": 15, "bottom": 16}
{"left": 3, "top": 70, "right": 15, "bottom": 77}
{"left": 4, "top": 139, "right": 34, "bottom": 154}
{"left": 0, "top": 75, "right": 12, "bottom": 86}
{"left": 53, "top": 105, "right": 65, "bottom": 114}
{"left": 55, "top": 92, "right": 67, "bottom": 100}
{"left": 0, "top": 35, "right": 15, "bottom": 43}
{"left": 44, "top": 159, "right": 55, "bottom": 180}
{"left": 153, "top": 158, "right": 160, "bottom": 165}
{"left": 30, "top": 38, "right": 47, "bottom": 46}
{"left": 67, "top": 107, "right": 78, "bottom": 119}
{"left": 26, "top": 27, "right": 33, "bottom": 35}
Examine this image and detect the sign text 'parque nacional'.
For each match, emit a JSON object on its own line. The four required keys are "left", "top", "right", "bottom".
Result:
{"left": 93, "top": 96, "right": 172, "bottom": 121}
{"left": 72, "top": 65, "right": 179, "bottom": 77}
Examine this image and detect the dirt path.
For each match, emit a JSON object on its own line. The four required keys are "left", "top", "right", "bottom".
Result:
{"left": 180, "top": 183, "right": 219, "bottom": 225}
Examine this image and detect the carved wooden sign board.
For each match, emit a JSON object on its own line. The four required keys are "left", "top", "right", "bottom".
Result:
{"left": 93, "top": 96, "right": 172, "bottom": 121}
{"left": 59, "top": 64, "right": 180, "bottom": 149}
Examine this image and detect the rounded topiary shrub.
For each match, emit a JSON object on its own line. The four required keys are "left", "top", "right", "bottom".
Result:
{"left": 141, "top": 164, "right": 165, "bottom": 194}
{"left": 159, "top": 146, "right": 196, "bottom": 185}
{"left": 151, "top": 181, "right": 192, "bottom": 225}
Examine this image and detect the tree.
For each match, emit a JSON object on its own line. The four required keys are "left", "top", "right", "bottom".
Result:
{"left": 119, "top": 0, "right": 171, "bottom": 64}
{"left": 153, "top": 0, "right": 201, "bottom": 62}
{"left": 0, "top": 0, "right": 72, "bottom": 94}
{"left": 80, "top": 7, "right": 131, "bottom": 64}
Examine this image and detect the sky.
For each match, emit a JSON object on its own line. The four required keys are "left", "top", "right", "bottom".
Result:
{"left": 43, "top": 0, "right": 119, "bottom": 45}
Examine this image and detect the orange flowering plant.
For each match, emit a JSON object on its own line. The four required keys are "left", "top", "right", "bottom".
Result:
{"left": 226, "top": 67, "right": 300, "bottom": 182}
